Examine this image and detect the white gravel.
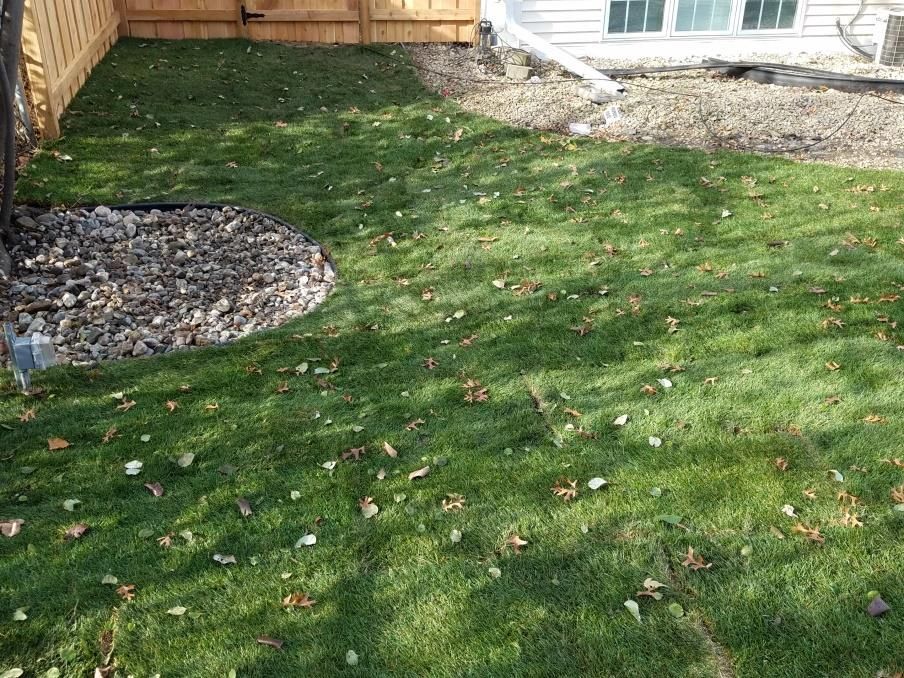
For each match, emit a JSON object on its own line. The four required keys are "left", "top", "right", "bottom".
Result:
{"left": 0, "top": 205, "right": 335, "bottom": 366}
{"left": 408, "top": 44, "right": 904, "bottom": 169}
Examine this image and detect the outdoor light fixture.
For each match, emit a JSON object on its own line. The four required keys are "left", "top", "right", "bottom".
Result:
{"left": 3, "top": 322, "right": 56, "bottom": 392}
{"left": 477, "top": 20, "right": 494, "bottom": 54}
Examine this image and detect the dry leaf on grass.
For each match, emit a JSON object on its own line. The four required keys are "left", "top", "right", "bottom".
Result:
{"left": 342, "top": 446, "right": 366, "bottom": 461}
{"left": 282, "top": 592, "right": 317, "bottom": 609}
{"left": 116, "top": 584, "right": 136, "bottom": 601}
{"left": 64, "top": 523, "right": 89, "bottom": 541}
{"left": 143, "top": 482, "right": 164, "bottom": 497}
{"left": 236, "top": 498, "right": 253, "bottom": 517}
{"left": 551, "top": 478, "right": 578, "bottom": 502}
{"left": 1, "top": 519, "right": 23, "bottom": 538}
{"left": 506, "top": 534, "right": 528, "bottom": 554}
{"left": 792, "top": 523, "right": 825, "bottom": 544}
{"left": 408, "top": 466, "right": 430, "bottom": 480}
{"left": 48, "top": 437, "right": 70, "bottom": 451}
{"left": 382, "top": 441, "right": 398, "bottom": 458}
{"left": 680, "top": 547, "right": 712, "bottom": 571}
{"left": 256, "top": 635, "right": 284, "bottom": 650}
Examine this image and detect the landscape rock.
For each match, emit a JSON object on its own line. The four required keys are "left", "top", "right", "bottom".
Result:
{"left": 1, "top": 206, "right": 335, "bottom": 366}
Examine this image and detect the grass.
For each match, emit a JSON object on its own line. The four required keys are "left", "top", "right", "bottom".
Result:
{"left": 2, "top": 38, "right": 904, "bottom": 677}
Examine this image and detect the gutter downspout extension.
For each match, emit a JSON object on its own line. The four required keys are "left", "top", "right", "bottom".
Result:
{"left": 494, "top": 0, "right": 625, "bottom": 96}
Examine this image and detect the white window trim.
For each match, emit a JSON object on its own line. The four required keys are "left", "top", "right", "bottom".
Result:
{"left": 601, "top": 0, "right": 806, "bottom": 39}
{"left": 671, "top": 0, "right": 740, "bottom": 36}
{"left": 735, "top": 0, "right": 803, "bottom": 34}
{"left": 602, "top": 0, "right": 672, "bottom": 39}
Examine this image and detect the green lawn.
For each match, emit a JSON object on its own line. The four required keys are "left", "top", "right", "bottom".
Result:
{"left": 3, "top": 39, "right": 904, "bottom": 677}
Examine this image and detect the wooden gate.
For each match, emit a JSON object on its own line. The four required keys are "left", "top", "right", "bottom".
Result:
{"left": 121, "top": 0, "right": 478, "bottom": 43}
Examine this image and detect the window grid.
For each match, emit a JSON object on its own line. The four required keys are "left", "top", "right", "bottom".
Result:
{"left": 605, "top": 0, "right": 801, "bottom": 36}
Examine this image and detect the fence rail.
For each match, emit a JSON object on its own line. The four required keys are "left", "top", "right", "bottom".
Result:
{"left": 20, "top": 0, "right": 478, "bottom": 138}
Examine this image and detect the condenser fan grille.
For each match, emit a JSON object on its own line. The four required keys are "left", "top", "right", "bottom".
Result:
{"left": 879, "top": 12, "right": 904, "bottom": 66}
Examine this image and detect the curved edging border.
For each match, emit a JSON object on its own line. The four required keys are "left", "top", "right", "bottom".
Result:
{"left": 101, "top": 202, "right": 338, "bottom": 276}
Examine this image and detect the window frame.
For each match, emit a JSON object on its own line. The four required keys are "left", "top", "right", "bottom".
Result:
{"left": 600, "top": 0, "right": 805, "bottom": 39}
{"left": 670, "top": 0, "right": 740, "bottom": 36}
{"left": 736, "top": 0, "right": 802, "bottom": 34}
{"left": 602, "top": 0, "right": 672, "bottom": 39}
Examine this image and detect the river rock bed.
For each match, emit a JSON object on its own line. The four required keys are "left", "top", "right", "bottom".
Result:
{"left": 408, "top": 44, "right": 904, "bottom": 170}
{"left": 0, "top": 205, "right": 335, "bottom": 367}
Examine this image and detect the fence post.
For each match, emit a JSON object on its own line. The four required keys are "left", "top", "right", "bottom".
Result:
{"left": 113, "top": 0, "right": 130, "bottom": 36}
{"left": 358, "top": 0, "right": 370, "bottom": 43}
{"left": 20, "top": 0, "right": 59, "bottom": 138}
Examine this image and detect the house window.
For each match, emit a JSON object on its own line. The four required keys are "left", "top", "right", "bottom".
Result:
{"left": 674, "top": 0, "right": 733, "bottom": 31}
{"left": 608, "top": 0, "right": 666, "bottom": 33}
{"left": 741, "top": 0, "right": 797, "bottom": 29}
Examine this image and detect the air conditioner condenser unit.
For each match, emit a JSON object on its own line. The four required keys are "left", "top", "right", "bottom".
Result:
{"left": 874, "top": 8, "right": 904, "bottom": 66}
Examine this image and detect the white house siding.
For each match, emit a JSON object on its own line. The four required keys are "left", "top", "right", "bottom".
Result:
{"left": 490, "top": 0, "right": 894, "bottom": 57}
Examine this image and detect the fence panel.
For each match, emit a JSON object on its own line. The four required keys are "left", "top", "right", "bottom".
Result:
{"left": 21, "top": 0, "right": 120, "bottom": 138}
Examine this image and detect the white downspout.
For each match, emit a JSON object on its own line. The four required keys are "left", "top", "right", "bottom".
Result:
{"left": 486, "top": 0, "right": 626, "bottom": 95}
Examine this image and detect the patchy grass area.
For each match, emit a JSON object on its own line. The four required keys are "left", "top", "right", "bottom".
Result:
{"left": 3, "top": 39, "right": 904, "bottom": 677}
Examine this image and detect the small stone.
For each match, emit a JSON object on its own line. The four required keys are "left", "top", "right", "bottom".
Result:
{"left": 867, "top": 596, "right": 891, "bottom": 617}
{"left": 213, "top": 298, "right": 232, "bottom": 313}
{"left": 60, "top": 292, "right": 77, "bottom": 308}
{"left": 94, "top": 206, "right": 112, "bottom": 218}
{"left": 132, "top": 340, "right": 149, "bottom": 356}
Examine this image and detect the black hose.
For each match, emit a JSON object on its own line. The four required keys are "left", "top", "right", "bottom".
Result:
{"left": 835, "top": 18, "right": 875, "bottom": 59}
{"left": 608, "top": 59, "right": 904, "bottom": 94}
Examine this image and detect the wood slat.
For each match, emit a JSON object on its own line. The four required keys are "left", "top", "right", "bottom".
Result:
{"left": 369, "top": 8, "right": 473, "bottom": 20}
{"left": 127, "top": 8, "right": 235, "bottom": 20}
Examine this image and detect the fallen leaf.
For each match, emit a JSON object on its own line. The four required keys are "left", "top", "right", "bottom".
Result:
{"left": 624, "top": 599, "right": 642, "bottom": 623}
{"left": 612, "top": 414, "right": 629, "bottom": 426}
{"left": 18, "top": 408, "right": 36, "bottom": 423}
{"left": 668, "top": 602, "right": 685, "bottom": 618}
{"left": 346, "top": 650, "right": 359, "bottom": 666}
{"left": 781, "top": 504, "right": 797, "bottom": 518}
{"left": 382, "top": 441, "right": 398, "bottom": 458}
{"left": 588, "top": 477, "right": 607, "bottom": 490}
{"left": 124, "top": 460, "right": 143, "bottom": 475}
{"left": 552, "top": 478, "right": 578, "bottom": 502}
{"left": 176, "top": 453, "right": 195, "bottom": 467}
{"left": 774, "top": 457, "right": 789, "bottom": 471}
{"left": 450, "top": 529, "right": 463, "bottom": 543}
{"left": 167, "top": 606, "right": 187, "bottom": 616}
{"left": 506, "top": 534, "right": 528, "bottom": 554}
{"left": 342, "top": 446, "right": 366, "bottom": 461}
{"left": 867, "top": 595, "right": 891, "bottom": 617}
{"left": 792, "top": 523, "right": 825, "bottom": 544}
{"left": 256, "top": 635, "right": 284, "bottom": 650}
{"left": 64, "top": 523, "right": 89, "bottom": 541}
{"left": 12, "top": 608, "right": 27, "bottom": 621}
{"left": 116, "top": 584, "right": 136, "bottom": 601}
{"left": 408, "top": 466, "right": 431, "bottom": 480}
{"left": 62, "top": 499, "right": 81, "bottom": 512}
{"left": 165, "top": 400, "right": 179, "bottom": 413}
{"left": 359, "top": 496, "right": 379, "bottom": 519}
{"left": 648, "top": 436, "right": 662, "bottom": 448}
{"left": 48, "top": 437, "right": 70, "bottom": 451}
{"left": 680, "top": 546, "right": 712, "bottom": 571}
{"left": 282, "top": 592, "right": 317, "bottom": 609}
{"left": 442, "top": 493, "right": 466, "bottom": 512}
{"left": 295, "top": 533, "right": 317, "bottom": 548}
{"left": 116, "top": 398, "right": 137, "bottom": 412}
{"left": 236, "top": 498, "right": 253, "bottom": 517}
{"left": 144, "top": 482, "right": 164, "bottom": 497}
{"left": 1, "top": 519, "right": 23, "bottom": 538}
{"left": 213, "top": 554, "right": 237, "bottom": 565}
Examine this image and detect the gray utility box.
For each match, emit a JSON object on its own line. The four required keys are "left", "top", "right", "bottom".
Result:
{"left": 4, "top": 322, "right": 56, "bottom": 392}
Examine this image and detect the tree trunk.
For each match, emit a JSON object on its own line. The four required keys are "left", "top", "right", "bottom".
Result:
{"left": 0, "top": 0, "right": 25, "bottom": 277}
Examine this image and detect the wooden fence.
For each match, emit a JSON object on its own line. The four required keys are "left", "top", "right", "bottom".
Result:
{"left": 20, "top": 0, "right": 479, "bottom": 138}
{"left": 121, "top": 1, "right": 478, "bottom": 45}
{"left": 21, "top": 0, "right": 121, "bottom": 138}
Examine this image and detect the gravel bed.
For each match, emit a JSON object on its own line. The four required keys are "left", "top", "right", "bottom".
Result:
{"left": 409, "top": 45, "right": 904, "bottom": 169}
{"left": 0, "top": 205, "right": 335, "bottom": 367}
